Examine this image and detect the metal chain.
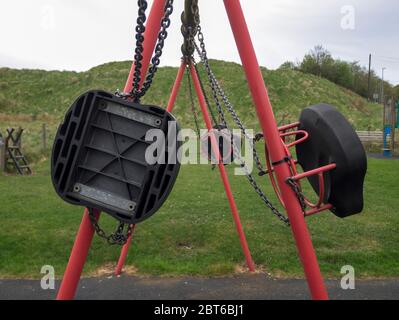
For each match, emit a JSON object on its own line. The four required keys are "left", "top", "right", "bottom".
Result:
{"left": 181, "top": 0, "right": 199, "bottom": 58}
{"left": 286, "top": 178, "right": 307, "bottom": 212}
{"left": 186, "top": 65, "right": 201, "bottom": 137}
{"left": 194, "top": 30, "right": 266, "bottom": 176}
{"left": 191, "top": 58, "right": 290, "bottom": 225}
{"left": 128, "top": 0, "right": 174, "bottom": 102}
{"left": 88, "top": 208, "right": 134, "bottom": 246}
{"left": 193, "top": 63, "right": 219, "bottom": 126}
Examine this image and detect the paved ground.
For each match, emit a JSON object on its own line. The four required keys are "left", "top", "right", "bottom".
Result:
{"left": 1, "top": 275, "right": 398, "bottom": 300}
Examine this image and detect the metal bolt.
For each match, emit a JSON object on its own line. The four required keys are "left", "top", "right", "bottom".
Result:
{"left": 99, "top": 101, "right": 107, "bottom": 110}
{"left": 73, "top": 184, "right": 81, "bottom": 193}
{"left": 155, "top": 119, "right": 162, "bottom": 126}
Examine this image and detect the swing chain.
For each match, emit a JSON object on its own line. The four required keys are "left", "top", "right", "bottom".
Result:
{"left": 191, "top": 32, "right": 290, "bottom": 225}
{"left": 194, "top": 31, "right": 267, "bottom": 176}
{"left": 186, "top": 66, "right": 201, "bottom": 137}
{"left": 181, "top": 0, "right": 200, "bottom": 58}
{"left": 129, "top": 0, "right": 174, "bottom": 102}
{"left": 88, "top": 208, "right": 134, "bottom": 246}
{"left": 286, "top": 178, "right": 308, "bottom": 212}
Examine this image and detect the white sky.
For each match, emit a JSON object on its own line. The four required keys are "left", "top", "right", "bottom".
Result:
{"left": 0, "top": 0, "right": 398, "bottom": 85}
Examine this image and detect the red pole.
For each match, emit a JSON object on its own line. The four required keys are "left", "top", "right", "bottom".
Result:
{"left": 166, "top": 60, "right": 187, "bottom": 112}
{"left": 223, "top": 0, "right": 328, "bottom": 299}
{"left": 124, "top": 0, "right": 167, "bottom": 93}
{"left": 189, "top": 64, "right": 255, "bottom": 272}
{"left": 56, "top": 209, "right": 99, "bottom": 300}
{"left": 114, "top": 224, "right": 136, "bottom": 276}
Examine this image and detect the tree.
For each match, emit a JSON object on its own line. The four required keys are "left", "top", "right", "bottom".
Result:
{"left": 300, "top": 45, "right": 334, "bottom": 77}
{"left": 279, "top": 61, "right": 297, "bottom": 70}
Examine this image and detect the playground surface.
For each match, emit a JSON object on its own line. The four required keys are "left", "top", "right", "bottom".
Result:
{"left": 1, "top": 275, "right": 398, "bottom": 300}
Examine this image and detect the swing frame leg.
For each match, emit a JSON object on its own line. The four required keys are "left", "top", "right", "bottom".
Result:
{"left": 56, "top": 0, "right": 167, "bottom": 299}
{"left": 189, "top": 63, "right": 256, "bottom": 272}
{"left": 224, "top": 0, "right": 328, "bottom": 300}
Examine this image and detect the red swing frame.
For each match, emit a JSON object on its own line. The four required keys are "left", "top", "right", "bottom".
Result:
{"left": 56, "top": 0, "right": 336, "bottom": 300}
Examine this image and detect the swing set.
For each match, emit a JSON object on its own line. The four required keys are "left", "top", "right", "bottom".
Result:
{"left": 51, "top": 0, "right": 367, "bottom": 300}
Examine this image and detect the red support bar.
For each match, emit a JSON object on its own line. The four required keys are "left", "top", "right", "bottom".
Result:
{"left": 292, "top": 163, "right": 337, "bottom": 181}
{"left": 224, "top": 0, "right": 328, "bottom": 299}
{"left": 124, "top": 0, "right": 167, "bottom": 93}
{"left": 190, "top": 64, "right": 255, "bottom": 272}
{"left": 305, "top": 204, "right": 333, "bottom": 217}
{"left": 167, "top": 60, "right": 187, "bottom": 112}
{"left": 56, "top": 209, "right": 99, "bottom": 300}
{"left": 280, "top": 130, "right": 309, "bottom": 148}
{"left": 114, "top": 224, "right": 136, "bottom": 276}
{"left": 278, "top": 122, "right": 301, "bottom": 132}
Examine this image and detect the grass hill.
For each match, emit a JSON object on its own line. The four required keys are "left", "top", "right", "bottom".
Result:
{"left": 0, "top": 59, "right": 383, "bottom": 161}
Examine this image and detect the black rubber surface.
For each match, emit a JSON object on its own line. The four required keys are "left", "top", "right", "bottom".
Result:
{"left": 296, "top": 104, "right": 367, "bottom": 218}
{"left": 51, "top": 90, "right": 181, "bottom": 224}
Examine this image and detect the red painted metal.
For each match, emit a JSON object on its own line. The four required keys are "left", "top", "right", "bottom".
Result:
{"left": 278, "top": 122, "right": 300, "bottom": 132}
{"left": 114, "top": 224, "right": 136, "bottom": 276}
{"left": 56, "top": 209, "right": 99, "bottom": 300}
{"left": 115, "top": 0, "right": 168, "bottom": 276}
{"left": 124, "top": 0, "right": 167, "bottom": 93}
{"left": 167, "top": 60, "right": 187, "bottom": 112}
{"left": 280, "top": 130, "right": 309, "bottom": 148}
{"left": 306, "top": 204, "right": 333, "bottom": 217}
{"left": 224, "top": 0, "right": 328, "bottom": 299}
{"left": 190, "top": 64, "right": 255, "bottom": 272}
{"left": 57, "top": 0, "right": 166, "bottom": 298}
{"left": 292, "top": 163, "right": 337, "bottom": 181}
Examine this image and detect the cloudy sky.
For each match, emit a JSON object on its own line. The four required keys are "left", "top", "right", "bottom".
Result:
{"left": 1, "top": 0, "right": 398, "bottom": 85}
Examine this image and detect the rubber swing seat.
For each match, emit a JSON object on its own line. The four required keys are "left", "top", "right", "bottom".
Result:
{"left": 51, "top": 90, "right": 181, "bottom": 224}
{"left": 296, "top": 104, "right": 367, "bottom": 218}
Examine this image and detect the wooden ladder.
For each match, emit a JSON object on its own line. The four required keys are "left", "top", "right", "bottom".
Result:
{"left": 5, "top": 128, "right": 32, "bottom": 175}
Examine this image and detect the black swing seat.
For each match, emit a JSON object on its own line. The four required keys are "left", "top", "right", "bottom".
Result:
{"left": 296, "top": 104, "right": 367, "bottom": 218}
{"left": 51, "top": 90, "right": 181, "bottom": 224}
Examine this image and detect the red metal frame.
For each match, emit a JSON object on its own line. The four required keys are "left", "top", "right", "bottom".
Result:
{"left": 224, "top": 0, "right": 329, "bottom": 299}
{"left": 190, "top": 64, "right": 255, "bottom": 272}
{"left": 57, "top": 0, "right": 342, "bottom": 300}
{"left": 56, "top": 209, "right": 99, "bottom": 300}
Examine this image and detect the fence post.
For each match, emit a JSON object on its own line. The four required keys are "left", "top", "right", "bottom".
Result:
{"left": 0, "top": 135, "right": 5, "bottom": 174}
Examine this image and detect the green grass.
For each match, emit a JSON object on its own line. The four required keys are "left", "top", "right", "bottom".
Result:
{"left": 0, "top": 60, "right": 382, "bottom": 129}
{"left": 0, "top": 157, "right": 398, "bottom": 279}
{"left": 0, "top": 60, "right": 395, "bottom": 279}
{"left": 0, "top": 60, "right": 385, "bottom": 168}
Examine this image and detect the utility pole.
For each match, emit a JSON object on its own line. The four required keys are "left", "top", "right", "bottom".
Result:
{"left": 381, "top": 67, "right": 386, "bottom": 104}
{"left": 367, "top": 54, "right": 371, "bottom": 100}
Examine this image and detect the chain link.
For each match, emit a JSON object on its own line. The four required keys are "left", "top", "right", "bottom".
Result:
{"left": 88, "top": 208, "right": 134, "bottom": 246}
{"left": 128, "top": 0, "right": 174, "bottom": 102}
{"left": 286, "top": 178, "right": 307, "bottom": 212}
